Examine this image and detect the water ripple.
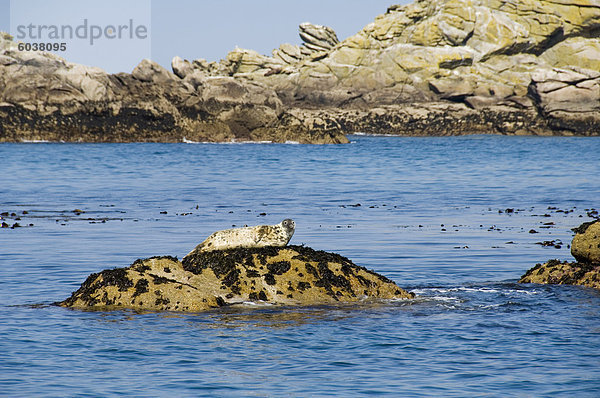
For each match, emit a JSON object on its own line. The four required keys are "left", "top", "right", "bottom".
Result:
{"left": 1, "top": 136, "right": 600, "bottom": 396}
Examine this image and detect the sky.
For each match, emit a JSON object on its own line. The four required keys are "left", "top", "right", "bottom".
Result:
{"left": 0, "top": 0, "right": 407, "bottom": 73}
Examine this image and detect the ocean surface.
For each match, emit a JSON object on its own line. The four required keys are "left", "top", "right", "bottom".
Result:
{"left": 1, "top": 135, "right": 599, "bottom": 397}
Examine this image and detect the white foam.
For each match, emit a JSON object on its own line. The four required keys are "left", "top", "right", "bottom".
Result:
{"left": 183, "top": 137, "right": 303, "bottom": 145}
{"left": 182, "top": 137, "right": 201, "bottom": 144}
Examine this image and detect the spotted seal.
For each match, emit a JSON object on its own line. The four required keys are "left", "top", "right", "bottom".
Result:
{"left": 184, "top": 219, "right": 295, "bottom": 258}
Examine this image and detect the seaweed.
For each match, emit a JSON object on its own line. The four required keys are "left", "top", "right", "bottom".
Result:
{"left": 263, "top": 273, "right": 276, "bottom": 285}
{"left": 132, "top": 278, "right": 149, "bottom": 297}
{"left": 572, "top": 220, "right": 598, "bottom": 235}
{"left": 100, "top": 268, "right": 134, "bottom": 292}
{"left": 267, "top": 261, "right": 291, "bottom": 275}
{"left": 150, "top": 274, "right": 171, "bottom": 285}
{"left": 246, "top": 269, "right": 260, "bottom": 278}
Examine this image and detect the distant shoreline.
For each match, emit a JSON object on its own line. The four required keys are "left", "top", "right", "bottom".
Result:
{"left": 2, "top": 0, "right": 599, "bottom": 143}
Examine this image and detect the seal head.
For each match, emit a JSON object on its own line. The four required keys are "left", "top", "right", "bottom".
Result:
{"left": 281, "top": 218, "right": 295, "bottom": 235}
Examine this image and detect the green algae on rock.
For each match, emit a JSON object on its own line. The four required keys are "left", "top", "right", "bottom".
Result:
{"left": 520, "top": 220, "right": 600, "bottom": 290}
{"left": 59, "top": 246, "right": 414, "bottom": 312}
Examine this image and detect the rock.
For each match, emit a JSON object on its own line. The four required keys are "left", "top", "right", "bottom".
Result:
{"left": 571, "top": 220, "right": 600, "bottom": 264}
{"left": 59, "top": 246, "right": 414, "bottom": 312}
{"left": 222, "top": 47, "right": 286, "bottom": 75}
{"left": 540, "top": 37, "right": 600, "bottom": 72}
{"left": 529, "top": 67, "right": 600, "bottom": 114}
{"left": 171, "top": 56, "right": 193, "bottom": 79}
{"left": 520, "top": 220, "right": 600, "bottom": 290}
{"left": 260, "top": 0, "right": 600, "bottom": 135}
{"left": 519, "top": 260, "right": 600, "bottom": 290}
{"left": 299, "top": 22, "right": 339, "bottom": 53}
{"left": 0, "top": 32, "right": 15, "bottom": 52}
{"left": 132, "top": 58, "right": 177, "bottom": 83}
{"left": 285, "top": 103, "right": 548, "bottom": 136}
{"left": 272, "top": 43, "right": 305, "bottom": 65}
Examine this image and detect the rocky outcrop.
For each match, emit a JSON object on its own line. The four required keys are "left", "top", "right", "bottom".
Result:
{"left": 299, "top": 22, "right": 340, "bottom": 54}
{"left": 230, "top": 0, "right": 600, "bottom": 136}
{"left": 519, "top": 259, "right": 600, "bottom": 290}
{"left": 0, "top": 34, "right": 347, "bottom": 144}
{"left": 59, "top": 245, "right": 414, "bottom": 312}
{"left": 520, "top": 220, "right": 600, "bottom": 289}
{"left": 2, "top": 0, "right": 600, "bottom": 142}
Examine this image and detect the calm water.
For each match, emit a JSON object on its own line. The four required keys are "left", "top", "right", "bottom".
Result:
{"left": 1, "top": 135, "right": 600, "bottom": 397}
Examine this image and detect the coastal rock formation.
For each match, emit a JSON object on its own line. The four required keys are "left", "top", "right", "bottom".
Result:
{"left": 59, "top": 246, "right": 414, "bottom": 312}
{"left": 520, "top": 220, "right": 600, "bottom": 290}
{"left": 228, "top": 0, "right": 600, "bottom": 135}
{"left": 0, "top": 34, "right": 346, "bottom": 144}
{"left": 2, "top": 0, "right": 600, "bottom": 142}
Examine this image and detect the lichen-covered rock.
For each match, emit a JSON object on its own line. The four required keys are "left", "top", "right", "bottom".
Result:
{"left": 520, "top": 220, "right": 600, "bottom": 290}
{"left": 571, "top": 220, "right": 600, "bottom": 265}
{"left": 262, "top": 0, "right": 600, "bottom": 135}
{"left": 59, "top": 246, "right": 413, "bottom": 312}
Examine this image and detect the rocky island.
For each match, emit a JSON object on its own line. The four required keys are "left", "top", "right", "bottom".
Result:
{"left": 2, "top": 0, "right": 600, "bottom": 143}
{"left": 59, "top": 245, "right": 414, "bottom": 312}
{"left": 520, "top": 220, "right": 600, "bottom": 290}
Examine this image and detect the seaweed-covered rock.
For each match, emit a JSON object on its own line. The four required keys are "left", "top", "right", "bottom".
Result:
{"left": 519, "top": 260, "right": 600, "bottom": 290}
{"left": 571, "top": 220, "right": 600, "bottom": 265}
{"left": 59, "top": 246, "right": 413, "bottom": 312}
{"left": 520, "top": 220, "right": 600, "bottom": 290}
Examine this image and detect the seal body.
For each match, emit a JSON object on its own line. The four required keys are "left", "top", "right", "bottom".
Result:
{"left": 184, "top": 219, "right": 295, "bottom": 258}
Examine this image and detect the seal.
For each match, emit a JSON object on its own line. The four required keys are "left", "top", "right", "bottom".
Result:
{"left": 184, "top": 219, "right": 295, "bottom": 258}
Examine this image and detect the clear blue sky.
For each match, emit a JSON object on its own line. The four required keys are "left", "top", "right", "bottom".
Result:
{"left": 1, "top": 0, "right": 408, "bottom": 73}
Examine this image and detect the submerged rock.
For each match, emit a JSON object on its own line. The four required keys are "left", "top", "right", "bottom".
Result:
{"left": 520, "top": 220, "right": 600, "bottom": 290}
{"left": 59, "top": 246, "right": 414, "bottom": 312}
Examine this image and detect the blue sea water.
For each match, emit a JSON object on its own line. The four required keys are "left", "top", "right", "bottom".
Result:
{"left": 1, "top": 135, "right": 600, "bottom": 397}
